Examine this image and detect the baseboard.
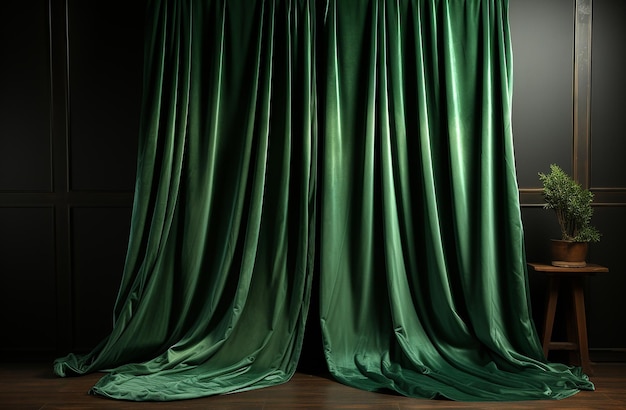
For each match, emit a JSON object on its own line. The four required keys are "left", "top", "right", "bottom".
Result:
{"left": 590, "top": 348, "right": 626, "bottom": 363}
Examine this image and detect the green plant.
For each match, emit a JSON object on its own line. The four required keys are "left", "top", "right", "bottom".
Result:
{"left": 538, "top": 164, "right": 601, "bottom": 243}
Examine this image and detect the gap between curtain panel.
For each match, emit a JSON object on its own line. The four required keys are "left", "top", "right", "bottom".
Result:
{"left": 53, "top": 0, "right": 594, "bottom": 401}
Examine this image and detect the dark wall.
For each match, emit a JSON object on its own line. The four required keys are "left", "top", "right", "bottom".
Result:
{"left": 510, "top": 0, "right": 626, "bottom": 361}
{"left": 0, "top": 0, "right": 624, "bottom": 362}
{"left": 0, "top": 0, "right": 145, "bottom": 359}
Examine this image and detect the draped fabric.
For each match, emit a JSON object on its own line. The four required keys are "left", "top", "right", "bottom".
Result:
{"left": 54, "top": 0, "right": 594, "bottom": 401}
{"left": 55, "top": 0, "right": 318, "bottom": 399}
{"left": 318, "top": 0, "right": 592, "bottom": 400}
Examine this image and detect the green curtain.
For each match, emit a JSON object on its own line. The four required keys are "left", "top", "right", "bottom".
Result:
{"left": 55, "top": 0, "right": 318, "bottom": 400}
{"left": 318, "top": 0, "right": 592, "bottom": 400}
{"left": 54, "top": 0, "right": 594, "bottom": 401}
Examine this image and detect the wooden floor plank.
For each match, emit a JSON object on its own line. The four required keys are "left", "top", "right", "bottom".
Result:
{"left": 0, "top": 362, "right": 624, "bottom": 409}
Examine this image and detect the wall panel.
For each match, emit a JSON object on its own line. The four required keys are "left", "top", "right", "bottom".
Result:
{"left": 510, "top": 0, "right": 575, "bottom": 189}
{"left": 585, "top": 207, "right": 626, "bottom": 350}
{"left": 67, "top": 1, "right": 143, "bottom": 191}
{"left": 0, "top": 1, "right": 51, "bottom": 192}
{"left": 591, "top": 0, "right": 626, "bottom": 188}
{"left": 0, "top": 208, "right": 56, "bottom": 358}
{"left": 71, "top": 207, "right": 132, "bottom": 351}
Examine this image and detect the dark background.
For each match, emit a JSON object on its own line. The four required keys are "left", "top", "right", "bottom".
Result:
{"left": 1, "top": 0, "right": 624, "bottom": 364}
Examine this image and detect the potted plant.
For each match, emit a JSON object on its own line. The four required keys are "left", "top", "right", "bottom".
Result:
{"left": 538, "top": 164, "right": 601, "bottom": 267}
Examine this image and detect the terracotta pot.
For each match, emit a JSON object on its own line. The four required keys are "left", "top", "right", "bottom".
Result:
{"left": 550, "top": 239, "right": 588, "bottom": 268}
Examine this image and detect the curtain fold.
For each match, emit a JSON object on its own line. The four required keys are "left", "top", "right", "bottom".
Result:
{"left": 54, "top": 0, "right": 594, "bottom": 401}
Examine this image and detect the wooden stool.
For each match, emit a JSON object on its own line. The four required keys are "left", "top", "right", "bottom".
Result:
{"left": 527, "top": 262, "right": 608, "bottom": 376}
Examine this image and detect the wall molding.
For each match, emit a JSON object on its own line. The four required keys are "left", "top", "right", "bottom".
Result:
{"left": 573, "top": 0, "right": 593, "bottom": 188}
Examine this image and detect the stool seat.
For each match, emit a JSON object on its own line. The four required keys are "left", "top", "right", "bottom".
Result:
{"left": 527, "top": 262, "right": 608, "bottom": 376}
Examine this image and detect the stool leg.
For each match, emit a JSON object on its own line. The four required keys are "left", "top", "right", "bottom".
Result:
{"left": 542, "top": 277, "right": 560, "bottom": 359}
{"left": 571, "top": 276, "right": 593, "bottom": 375}
{"left": 564, "top": 279, "right": 579, "bottom": 366}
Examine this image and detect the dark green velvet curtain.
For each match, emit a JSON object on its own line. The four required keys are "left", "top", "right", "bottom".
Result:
{"left": 54, "top": 0, "right": 594, "bottom": 401}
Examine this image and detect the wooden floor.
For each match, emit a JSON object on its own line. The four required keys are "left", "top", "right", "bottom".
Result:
{"left": 0, "top": 362, "right": 625, "bottom": 409}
